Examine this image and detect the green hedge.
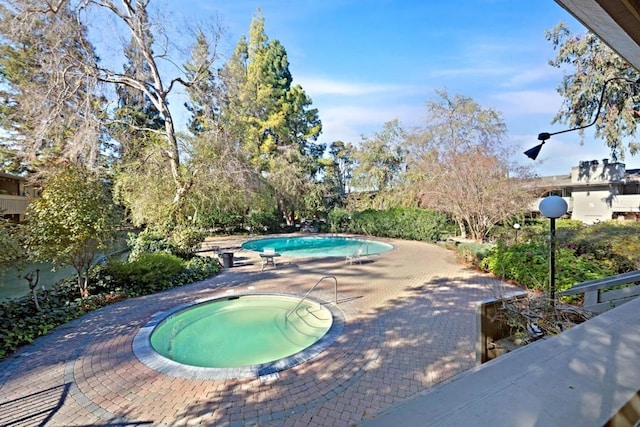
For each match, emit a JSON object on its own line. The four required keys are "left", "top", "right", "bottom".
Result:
{"left": 104, "top": 253, "right": 186, "bottom": 295}
{"left": 330, "top": 206, "right": 452, "bottom": 242}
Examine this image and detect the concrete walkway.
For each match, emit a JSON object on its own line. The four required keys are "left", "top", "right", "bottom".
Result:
{"left": 362, "top": 293, "right": 640, "bottom": 427}
{"left": 0, "top": 236, "right": 517, "bottom": 426}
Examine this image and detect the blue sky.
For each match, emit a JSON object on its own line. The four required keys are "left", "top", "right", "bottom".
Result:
{"left": 175, "top": 0, "right": 619, "bottom": 176}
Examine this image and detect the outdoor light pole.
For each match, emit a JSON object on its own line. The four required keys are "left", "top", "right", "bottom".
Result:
{"left": 538, "top": 196, "right": 568, "bottom": 306}
{"left": 524, "top": 77, "right": 640, "bottom": 161}
{"left": 513, "top": 223, "right": 521, "bottom": 243}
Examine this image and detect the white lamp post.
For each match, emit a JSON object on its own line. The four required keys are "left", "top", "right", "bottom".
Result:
{"left": 513, "top": 223, "right": 521, "bottom": 243}
{"left": 538, "top": 196, "right": 568, "bottom": 306}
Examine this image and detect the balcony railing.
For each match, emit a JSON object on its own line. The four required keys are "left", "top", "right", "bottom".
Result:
{"left": 0, "top": 195, "right": 30, "bottom": 216}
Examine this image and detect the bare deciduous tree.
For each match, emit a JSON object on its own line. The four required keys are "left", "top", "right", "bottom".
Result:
{"left": 2, "top": 0, "right": 225, "bottom": 217}
{"left": 410, "top": 90, "right": 536, "bottom": 241}
{"left": 419, "top": 148, "right": 535, "bottom": 242}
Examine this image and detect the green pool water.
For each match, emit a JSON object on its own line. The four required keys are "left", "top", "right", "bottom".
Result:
{"left": 150, "top": 294, "right": 333, "bottom": 368}
{"left": 241, "top": 236, "right": 393, "bottom": 257}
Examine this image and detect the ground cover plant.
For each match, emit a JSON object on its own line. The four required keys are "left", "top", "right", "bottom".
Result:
{"left": 470, "top": 220, "right": 639, "bottom": 351}
{"left": 478, "top": 220, "right": 637, "bottom": 294}
{"left": 0, "top": 234, "right": 220, "bottom": 359}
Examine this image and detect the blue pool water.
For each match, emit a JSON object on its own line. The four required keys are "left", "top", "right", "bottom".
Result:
{"left": 241, "top": 236, "right": 393, "bottom": 258}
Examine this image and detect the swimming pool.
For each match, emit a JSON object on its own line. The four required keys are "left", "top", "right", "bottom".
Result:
{"left": 241, "top": 236, "right": 393, "bottom": 257}
{"left": 134, "top": 293, "right": 344, "bottom": 379}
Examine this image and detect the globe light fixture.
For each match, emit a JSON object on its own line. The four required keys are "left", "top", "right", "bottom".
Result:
{"left": 539, "top": 196, "right": 568, "bottom": 306}
{"left": 513, "top": 223, "right": 521, "bottom": 243}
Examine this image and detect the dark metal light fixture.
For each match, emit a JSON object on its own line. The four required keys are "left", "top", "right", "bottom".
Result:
{"left": 539, "top": 195, "right": 568, "bottom": 306}
{"left": 525, "top": 77, "right": 640, "bottom": 160}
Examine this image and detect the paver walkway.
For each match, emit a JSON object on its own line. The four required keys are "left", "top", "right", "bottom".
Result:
{"left": 0, "top": 236, "right": 518, "bottom": 426}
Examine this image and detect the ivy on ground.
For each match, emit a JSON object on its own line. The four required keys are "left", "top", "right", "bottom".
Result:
{"left": 0, "top": 254, "right": 220, "bottom": 359}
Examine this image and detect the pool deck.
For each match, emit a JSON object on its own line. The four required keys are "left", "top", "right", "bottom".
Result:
{"left": 0, "top": 235, "right": 518, "bottom": 426}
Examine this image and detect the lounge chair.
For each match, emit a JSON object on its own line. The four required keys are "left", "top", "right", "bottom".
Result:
{"left": 260, "top": 248, "right": 280, "bottom": 271}
{"left": 346, "top": 246, "right": 363, "bottom": 265}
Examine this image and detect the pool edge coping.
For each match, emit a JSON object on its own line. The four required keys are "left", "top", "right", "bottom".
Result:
{"left": 132, "top": 291, "right": 345, "bottom": 380}
{"left": 240, "top": 234, "right": 395, "bottom": 258}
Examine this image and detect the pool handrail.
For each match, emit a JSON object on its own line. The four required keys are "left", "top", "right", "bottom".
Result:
{"left": 285, "top": 275, "right": 338, "bottom": 321}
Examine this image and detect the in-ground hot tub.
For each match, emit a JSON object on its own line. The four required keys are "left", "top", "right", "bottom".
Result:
{"left": 133, "top": 293, "right": 344, "bottom": 379}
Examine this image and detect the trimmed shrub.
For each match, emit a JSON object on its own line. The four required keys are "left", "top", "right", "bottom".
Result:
{"left": 334, "top": 207, "right": 451, "bottom": 242}
{"left": 105, "top": 253, "right": 186, "bottom": 295}
{"left": 127, "top": 229, "right": 181, "bottom": 260}
{"left": 245, "top": 209, "right": 280, "bottom": 233}
{"left": 128, "top": 227, "right": 208, "bottom": 260}
{"left": 170, "top": 225, "right": 206, "bottom": 257}
{"left": 328, "top": 207, "right": 350, "bottom": 233}
{"left": 480, "top": 241, "right": 615, "bottom": 293}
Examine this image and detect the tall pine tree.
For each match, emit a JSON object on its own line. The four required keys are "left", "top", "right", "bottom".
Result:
{"left": 219, "top": 10, "right": 323, "bottom": 223}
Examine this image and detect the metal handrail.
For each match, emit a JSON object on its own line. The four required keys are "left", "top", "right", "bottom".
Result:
{"left": 559, "top": 268, "right": 640, "bottom": 313}
{"left": 285, "top": 275, "right": 338, "bottom": 320}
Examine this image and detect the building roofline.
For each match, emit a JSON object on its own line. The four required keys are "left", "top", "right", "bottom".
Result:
{"left": 0, "top": 171, "right": 25, "bottom": 181}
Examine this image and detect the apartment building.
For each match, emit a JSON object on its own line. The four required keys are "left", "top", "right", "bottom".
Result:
{"left": 533, "top": 159, "right": 640, "bottom": 224}
{"left": 0, "top": 172, "right": 34, "bottom": 222}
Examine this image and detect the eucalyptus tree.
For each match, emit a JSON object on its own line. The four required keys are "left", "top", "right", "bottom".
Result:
{"left": 1, "top": 1, "right": 227, "bottom": 221}
{"left": 219, "top": 11, "right": 323, "bottom": 224}
{"left": 112, "top": 21, "right": 165, "bottom": 163}
{"left": 109, "top": 11, "right": 174, "bottom": 229}
{"left": 349, "top": 120, "right": 406, "bottom": 210}
{"left": 0, "top": 1, "right": 106, "bottom": 173}
{"left": 86, "top": 0, "right": 198, "bottom": 219}
{"left": 546, "top": 23, "right": 640, "bottom": 161}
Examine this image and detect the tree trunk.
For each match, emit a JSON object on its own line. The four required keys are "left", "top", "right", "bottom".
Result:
{"left": 24, "top": 269, "right": 41, "bottom": 312}
{"left": 75, "top": 267, "right": 89, "bottom": 299}
{"left": 457, "top": 219, "right": 467, "bottom": 239}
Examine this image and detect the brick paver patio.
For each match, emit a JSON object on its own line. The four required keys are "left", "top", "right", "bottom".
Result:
{"left": 0, "top": 236, "right": 518, "bottom": 426}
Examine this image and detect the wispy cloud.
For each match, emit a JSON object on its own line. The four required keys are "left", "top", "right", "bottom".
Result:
{"left": 501, "top": 67, "right": 563, "bottom": 88}
{"left": 427, "top": 65, "right": 512, "bottom": 80}
{"left": 315, "top": 103, "right": 423, "bottom": 145}
{"left": 294, "top": 76, "right": 411, "bottom": 97}
{"left": 491, "top": 90, "right": 563, "bottom": 115}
